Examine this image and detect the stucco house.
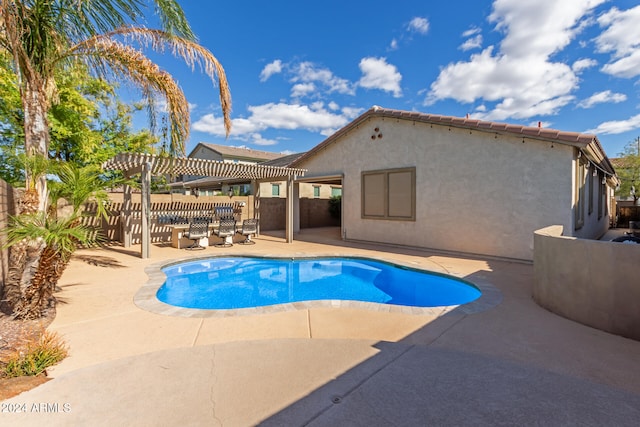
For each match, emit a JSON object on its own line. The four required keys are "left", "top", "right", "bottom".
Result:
{"left": 172, "top": 143, "right": 285, "bottom": 196}
{"left": 174, "top": 143, "right": 341, "bottom": 199}
{"left": 290, "top": 106, "right": 618, "bottom": 261}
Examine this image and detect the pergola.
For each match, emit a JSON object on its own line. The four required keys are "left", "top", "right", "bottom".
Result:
{"left": 102, "top": 153, "right": 307, "bottom": 258}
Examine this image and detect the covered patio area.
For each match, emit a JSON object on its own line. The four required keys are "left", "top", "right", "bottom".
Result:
{"left": 102, "top": 153, "right": 306, "bottom": 258}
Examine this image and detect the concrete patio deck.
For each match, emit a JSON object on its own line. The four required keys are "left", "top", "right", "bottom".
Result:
{"left": 3, "top": 227, "right": 640, "bottom": 426}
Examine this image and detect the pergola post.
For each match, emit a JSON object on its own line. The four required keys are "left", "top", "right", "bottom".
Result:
{"left": 252, "top": 180, "right": 260, "bottom": 236}
{"left": 122, "top": 181, "right": 132, "bottom": 248}
{"left": 140, "top": 162, "right": 151, "bottom": 259}
{"left": 286, "top": 174, "right": 295, "bottom": 243}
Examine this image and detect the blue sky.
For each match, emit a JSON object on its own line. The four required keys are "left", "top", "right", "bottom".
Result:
{"left": 140, "top": 0, "right": 640, "bottom": 158}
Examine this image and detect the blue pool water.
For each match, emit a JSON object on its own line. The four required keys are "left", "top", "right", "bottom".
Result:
{"left": 157, "top": 257, "right": 481, "bottom": 310}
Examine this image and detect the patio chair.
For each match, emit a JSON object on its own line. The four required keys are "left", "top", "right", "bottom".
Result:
{"left": 215, "top": 219, "right": 236, "bottom": 247}
{"left": 237, "top": 218, "right": 258, "bottom": 244}
{"left": 214, "top": 206, "right": 235, "bottom": 221}
{"left": 183, "top": 218, "right": 210, "bottom": 250}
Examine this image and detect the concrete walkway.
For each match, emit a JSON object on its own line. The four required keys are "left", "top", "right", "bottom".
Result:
{"left": 3, "top": 228, "right": 640, "bottom": 426}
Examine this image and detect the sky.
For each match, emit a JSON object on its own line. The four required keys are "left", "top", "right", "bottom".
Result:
{"left": 137, "top": 0, "right": 640, "bottom": 158}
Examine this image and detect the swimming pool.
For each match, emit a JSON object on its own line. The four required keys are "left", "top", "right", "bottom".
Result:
{"left": 156, "top": 256, "right": 481, "bottom": 310}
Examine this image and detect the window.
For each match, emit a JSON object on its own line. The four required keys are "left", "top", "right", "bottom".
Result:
{"left": 362, "top": 167, "right": 415, "bottom": 221}
{"left": 331, "top": 187, "right": 342, "bottom": 197}
{"left": 313, "top": 186, "right": 320, "bottom": 198}
{"left": 271, "top": 184, "right": 280, "bottom": 196}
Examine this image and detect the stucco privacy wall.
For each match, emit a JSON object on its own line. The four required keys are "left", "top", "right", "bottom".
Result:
{"left": 533, "top": 225, "right": 640, "bottom": 341}
{"left": 298, "top": 117, "right": 574, "bottom": 260}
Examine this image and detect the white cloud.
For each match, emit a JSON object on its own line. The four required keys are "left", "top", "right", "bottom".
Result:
{"left": 247, "top": 103, "right": 348, "bottom": 131}
{"left": 291, "top": 61, "right": 354, "bottom": 95}
{"left": 460, "top": 35, "right": 483, "bottom": 51}
{"left": 585, "top": 113, "right": 640, "bottom": 135}
{"left": 248, "top": 133, "right": 278, "bottom": 146}
{"left": 193, "top": 114, "right": 259, "bottom": 136}
{"left": 489, "top": 0, "right": 605, "bottom": 58}
{"left": 595, "top": 6, "right": 640, "bottom": 77}
{"left": 408, "top": 17, "right": 430, "bottom": 34}
{"left": 192, "top": 102, "right": 351, "bottom": 140}
{"left": 357, "top": 57, "right": 403, "bottom": 98}
{"left": 572, "top": 58, "right": 598, "bottom": 72}
{"left": 291, "top": 83, "right": 316, "bottom": 98}
{"left": 426, "top": 0, "right": 606, "bottom": 121}
{"left": 462, "top": 27, "right": 481, "bottom": 38}
{"left": 259, "top": 60, "right": 283, "bottom": 82}
{"left": 389, "top": 38, "right": 399, "bottom": 51}
{"left": 577, "top": 90, "right": 627, "bottom": 108}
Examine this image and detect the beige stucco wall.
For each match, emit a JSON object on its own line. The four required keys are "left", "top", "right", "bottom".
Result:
{"left": 298, "top": 118, "right": 577, "bottom": 260}
{"left": 533, "top": 225, "right": 640, "bottom": 341}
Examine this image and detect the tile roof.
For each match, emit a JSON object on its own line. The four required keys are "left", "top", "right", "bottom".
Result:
{"left": 194, "top": 143, "right": 285, "bottom": 161}
{"left": 293, "top": 106, "right": 604, "bottom": 164}
{"left": 260, "top": 152, "right": 307, "bottom": 167}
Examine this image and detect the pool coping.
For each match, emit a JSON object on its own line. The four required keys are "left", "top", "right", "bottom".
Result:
{"left": 135, "top": 253, "right": 503, "bottom": 318}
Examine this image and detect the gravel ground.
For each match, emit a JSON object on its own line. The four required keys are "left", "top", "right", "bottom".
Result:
{"left": 0, "top": 310, "right": 55, "bottom": 400}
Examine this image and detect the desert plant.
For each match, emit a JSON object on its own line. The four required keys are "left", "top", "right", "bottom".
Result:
{"left": 5, "top": 212, "right": 100, "bottom": 319}
{"left": 3, "top": 330, "right": 68, "bottom": 377}
{"left": 328, "top": 195, "right": 341, "bottom": 219}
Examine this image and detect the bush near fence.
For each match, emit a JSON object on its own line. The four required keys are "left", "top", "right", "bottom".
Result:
{"left": 617, "top": 205, "right": 640, "bottom": 227}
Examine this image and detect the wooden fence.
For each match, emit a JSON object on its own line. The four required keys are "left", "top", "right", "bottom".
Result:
{"left": 82, "top": 196, "right": 251, "bottom": 244}
{"left": 617, "top": 205, "right": 640, "bottom": 227}
{"left": 83, "top": 194, "right": 338, "bottom": 244}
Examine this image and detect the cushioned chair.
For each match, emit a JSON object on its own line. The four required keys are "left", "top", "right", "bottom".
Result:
{"left": 237, "top": 218, "right": 258, "bottom": 244}
{"left": 183, "top": 218, "right": 210, "bottom": 250}
{"left": 215, "top": 219, "right": 236, "bottom": 247}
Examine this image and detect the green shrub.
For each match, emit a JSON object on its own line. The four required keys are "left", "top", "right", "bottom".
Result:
{"left": 3, "top": 331, "right": 68, "bottom": 377}
{"left": 328, "top": 195, "right": 341, "bottom": 219}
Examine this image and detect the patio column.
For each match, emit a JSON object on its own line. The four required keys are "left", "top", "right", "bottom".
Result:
{"left": 122, "top": 180, "right": 132, "bottom": 247}
{"left": 285, "top": 174, "right": 295, "bottom": 243}
{"left": 140, "top": 162, "right": 151, "bottom": 259}
{"left": 252, "top": 180, "right": 260, "bottom": 236}
{"left": 293, "top": 181, "right": 300, "bottom": 233}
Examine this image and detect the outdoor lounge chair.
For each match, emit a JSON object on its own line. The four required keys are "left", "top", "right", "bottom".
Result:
{"left": 214, "top": 206, "right": 235, "bottom": 221}
{"left": 183, "top": 218, "right": 210, "bottom": 250}
{"left": 215, "top": 219, "right": 236, "bottom": 247}
{"left": 237, "top": 218, "right": 258, "bottom": 244}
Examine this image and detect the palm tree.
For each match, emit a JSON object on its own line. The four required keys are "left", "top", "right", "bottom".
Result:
{"left": 1, "top": 1, "right": 231, "bottom": 317}
{"left": 48, "top": 162, "right": 116, "bottom": 219}
{"left": 0, "top": 0, "right": 232, "bottom": 212}
{"left": 4, "top": 161, "right": 127, "bottom": 318}
{"left": 5, "top": 212, "right": 97, "bottom": 319}
{"left": 1, "top": 151, "right": 49, "bottom": 313}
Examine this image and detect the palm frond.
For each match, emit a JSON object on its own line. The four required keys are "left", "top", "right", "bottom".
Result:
{"left": 15, "top": 151, "right": 50, "bottom": 190}
{"left": 152, "top": 0, "right": 195, "bottom": 40}
{"left": 49, "top": 162, "right": 112, "bottom": 218}
{"left": 5, "top": 212, "right": 98, "bottom": 255}
{"left": 74, "top": 26, "right": 232, "bottom": 136}
{"left": 68, "top": 36, "right": 190, "bottom": 154}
